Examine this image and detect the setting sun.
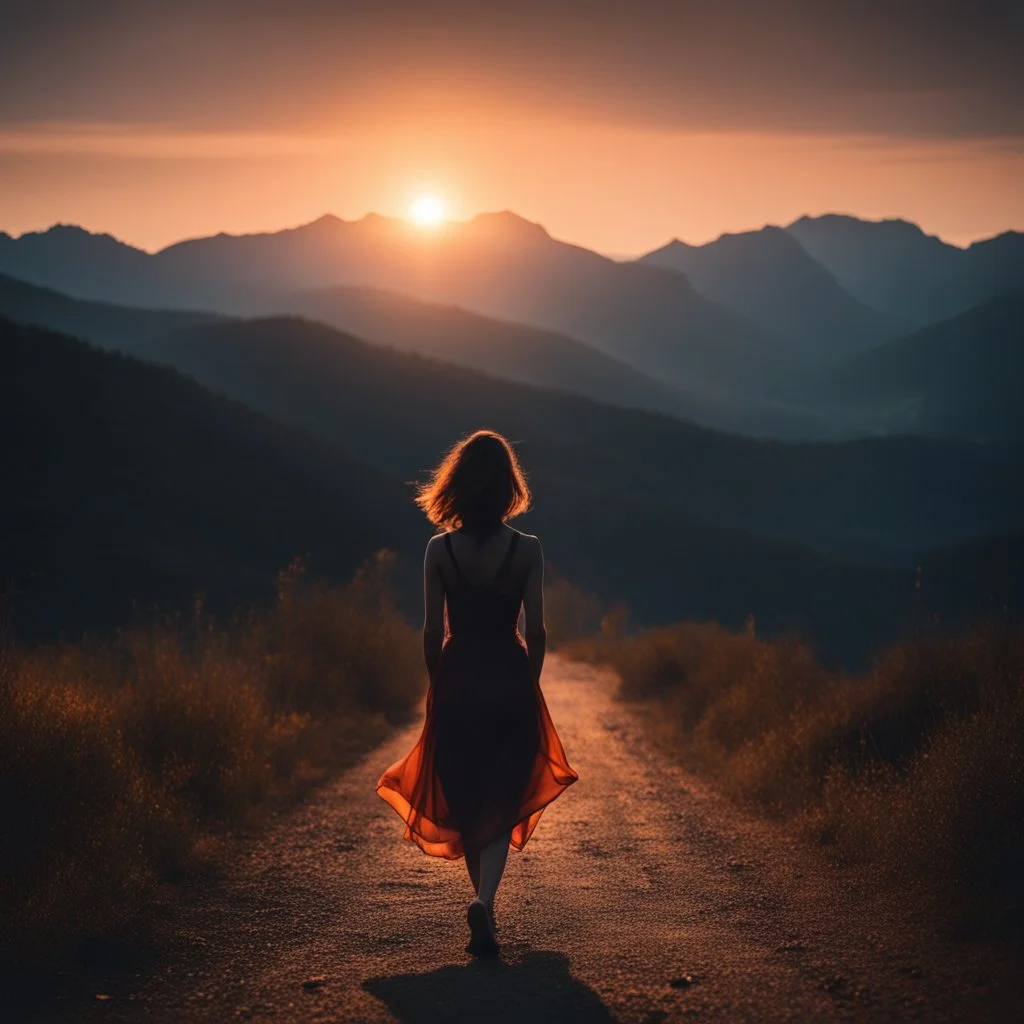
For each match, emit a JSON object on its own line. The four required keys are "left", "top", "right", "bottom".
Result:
{"left": 409, "top": 194, "right": 445, "bottom": 227}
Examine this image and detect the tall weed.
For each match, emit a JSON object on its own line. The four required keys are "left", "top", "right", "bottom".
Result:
{"left": 0, "top": 554, "right": 421, "bottom": 964}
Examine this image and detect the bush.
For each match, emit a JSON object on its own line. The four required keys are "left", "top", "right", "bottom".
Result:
{"left": 0, "top": 554, "right": 421, "bottom": 964}
{"left": 591, "top": 617, "right": 1024, "bottom": 933}
{"left": 544, "top": 574, "right": 605, "bottom": 649}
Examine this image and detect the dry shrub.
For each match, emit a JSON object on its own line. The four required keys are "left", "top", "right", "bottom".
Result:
{"left": 560, "top": 601, "right": 629, "bottom": 664}
{"left": 544, "top": 574, "right": 605, "bottom": 649}
{"left": 115, "top": 628, "right": 276, "bottom": 821}
{"left": 264, "top": 552, "right": 423, "bottom": 720}
{"left": 0, "top": 652, "right": 169, "bottom": 963}
{"left": 0, "top": 553, "right": 421, "bottom": 965}
{"left": 603, "top": 617, "right": 1024, "bottom": 932}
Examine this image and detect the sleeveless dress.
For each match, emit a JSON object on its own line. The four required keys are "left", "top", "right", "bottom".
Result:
{"left": 376, "top": 531, "right": 578, "bottom": 859}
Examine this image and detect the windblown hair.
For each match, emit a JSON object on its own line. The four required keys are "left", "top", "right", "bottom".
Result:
{"left": 416, "top": 430, "right": 531, "bottom": 536}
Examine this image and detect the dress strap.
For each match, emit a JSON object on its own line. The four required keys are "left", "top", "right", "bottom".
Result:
{"left": 444, "top": 533, "right": 467, "bottom": 582}
{"left": 492, "top": 532, "right": 520, "bottom": 584}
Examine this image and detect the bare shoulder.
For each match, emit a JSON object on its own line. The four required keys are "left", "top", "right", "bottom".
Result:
{"left": 514, "top": 529, "right": 543, "bottom": 565}
{"left": 424, "top": 532, "right": 447, "bottom": 564}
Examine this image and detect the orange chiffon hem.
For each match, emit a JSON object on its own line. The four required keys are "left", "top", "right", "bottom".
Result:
{"left": 375, "top": 679, "right": 578, "bottom": 860}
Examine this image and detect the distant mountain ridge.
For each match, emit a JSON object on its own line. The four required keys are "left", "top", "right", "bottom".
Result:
{"left": 0, "top": 212, "right": 797, "bottom": 402}
{"left": 786, "top": 214, "right": 1024, "bottom": 326}
{"left": 639, "top": 225, "right": 902, "bottom": 358}
{"left": 2, "top": 210, "right": 1021, "bottom": 441}
{"left": 227, "top": 284, "right": 716, "bottom": 420}
{"left": 0, "top": 272, "right": 883, "bottom": 442}
{"left": 0, "top": 224, "right": 152, "bottom": 301}
{"left": 0, "top": 272, "right": 708, "bottom": 422}
{"left": 0, "top": 272, "right": 221, "bottom": 356}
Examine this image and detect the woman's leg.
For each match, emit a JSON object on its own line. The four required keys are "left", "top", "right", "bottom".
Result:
{"left": 475, "top": 829, "right": 512, "bottom": 909}
{"left": 464, "top": 843, "right": 481, "bottom": 894}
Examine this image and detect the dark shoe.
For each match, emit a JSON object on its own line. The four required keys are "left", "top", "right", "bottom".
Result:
{"left": 466, "top": 899, "right": 498, "bottom": 957}
{"left": 488, "top": 900, "right": 499, "bottom": 932}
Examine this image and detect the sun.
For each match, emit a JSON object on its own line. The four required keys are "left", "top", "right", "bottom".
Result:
{"left": 409, "top": 194, "right": 445, "bottom": 227}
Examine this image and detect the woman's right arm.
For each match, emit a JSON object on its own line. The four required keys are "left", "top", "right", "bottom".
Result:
{"left": 423, "top": 537, "right": 445, "bottom": 682}
{"left": 522, "top": 536, "right": 547, "bottom": 685}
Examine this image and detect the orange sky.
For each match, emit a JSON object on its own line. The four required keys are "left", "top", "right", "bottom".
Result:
{"left": 1, "top": 2, "right": 1021, "bottom": 254}
{"left": 1, "top": 120, "right": 1021, "bottom": 255}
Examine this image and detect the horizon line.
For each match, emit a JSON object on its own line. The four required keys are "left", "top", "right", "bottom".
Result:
{"left": 2, "top": 207, "right": 1018, "bottom": 258}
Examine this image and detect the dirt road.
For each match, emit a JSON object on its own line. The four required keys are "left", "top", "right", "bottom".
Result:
{"left": 31, "top": 657, "right": 1021, "bottom": 1022}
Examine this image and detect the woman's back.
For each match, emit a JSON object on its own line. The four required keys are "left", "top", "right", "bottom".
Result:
{"left": 440, "top": 528, "right": 523, "bottom": 639}
{"left": 441, "top": 525, "right": 522, "bottom": 589}
{"left": 427, "top": 525, "right": 545, "bottom": 648}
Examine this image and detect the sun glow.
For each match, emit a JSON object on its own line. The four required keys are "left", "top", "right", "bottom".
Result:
{"left": 409, "top": 193, "right": 445, "bottom": 227}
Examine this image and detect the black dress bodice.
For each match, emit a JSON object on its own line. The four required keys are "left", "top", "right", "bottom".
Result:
{"left": 442, "top": 532, "right": 522, "bottom": 641}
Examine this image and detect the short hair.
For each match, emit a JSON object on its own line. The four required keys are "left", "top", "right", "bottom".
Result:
{"left": 415, "top": 430, "right": 531, "bottom": 536}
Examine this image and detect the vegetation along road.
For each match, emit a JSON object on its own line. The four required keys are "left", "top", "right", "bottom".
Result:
{"left": 31, "top": 657, "right": 1022, "bottom": 1023}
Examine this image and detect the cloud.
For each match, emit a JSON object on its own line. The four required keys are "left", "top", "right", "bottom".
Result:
{"left": 1, "top": 1, "right": 1021, "bottom": 137}
{"left": 0, "top": 122, "right": 341, "bottom": 158}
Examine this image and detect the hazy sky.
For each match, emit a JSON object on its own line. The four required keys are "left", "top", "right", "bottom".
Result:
{"left": 1, "top": 0, "right": 1021, "bottom": 253}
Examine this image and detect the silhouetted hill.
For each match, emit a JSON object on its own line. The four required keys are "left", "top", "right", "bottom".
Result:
{"left": 0, "top": 271, "right": 698, "bottom": 418}
{"left": 0, "top": 273, "right": 221, "bottom": 356}
{"left": 0, "top": 317, "right": 421, "bottom": 641}
{"left": 639, "top": 227, "right": 901, "bottom": 357}
{"left": 0, "top": 274, "right": 860, "bottom": 442}
{"left": 817, "top": 297, "right": 1024, "bottom": 441}
{"left": 141, "top": 319, "right": 929, "bottom": 661}
{"left": 964, "top": 231, "right": 1024, "bottom": 301}
{"left": 241, "top": 284, "right": 707, "bottom": 419}
{"left": 787, "top": 215, "right": 1024, "bottom": 325}
{"left": 918, "top": 529, "right": 1024, "bottom": 624}
{"left": 154, "top": 317, "right": 1024, "bottom": 565}
{"left": 0, "top": 225, "right": 152, "bottom": 301}
{"left": 171, "top": 212, "right": 803, "bottom": 398}
{"left": 5, "top": 315, "right": 1022, "bottom": 663}
{"left": 0, "top": 215, "right": 792, "bottom": 401}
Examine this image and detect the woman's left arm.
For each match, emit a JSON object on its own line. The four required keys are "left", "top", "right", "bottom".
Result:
{"left": 422, "top": 537, "right": 445, "bottom": 682}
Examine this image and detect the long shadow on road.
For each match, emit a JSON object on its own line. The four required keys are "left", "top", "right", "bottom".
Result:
{"left": 364, "top": 948, "right": 615, "bottom": 1023}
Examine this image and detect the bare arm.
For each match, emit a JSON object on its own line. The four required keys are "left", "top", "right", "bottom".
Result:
{"left": 422, "top": 537, "right": 445, "bottom": 683}
{"left": 522, "top": 536, "right": 546, "bottom": 685}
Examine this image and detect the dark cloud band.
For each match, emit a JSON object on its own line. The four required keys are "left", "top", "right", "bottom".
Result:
{"left": 1, "top": 1, "right": 1021, "bottom": 136}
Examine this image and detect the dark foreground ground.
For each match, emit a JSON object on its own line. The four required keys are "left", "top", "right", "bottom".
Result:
{"left": 19, "top": 657, "right": 1024, "bottom": 1023}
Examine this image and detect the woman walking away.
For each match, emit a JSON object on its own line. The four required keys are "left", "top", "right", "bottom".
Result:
{"left": 376, "top": 430, "right": 578, "bottom": 956}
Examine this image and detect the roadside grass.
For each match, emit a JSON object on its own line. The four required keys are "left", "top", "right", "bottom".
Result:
{"left": 0, "top": 552, "right": 422, "bottom": 965}
{"left": 566, "top": 616, "right": 1024, "bottom": 936}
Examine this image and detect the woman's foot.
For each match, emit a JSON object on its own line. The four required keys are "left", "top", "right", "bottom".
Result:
{"left": 487, "top": 900, "right": 498, "bottom": 932}
{"left": 465, "top": 899, "right": 498, "bottom": 957}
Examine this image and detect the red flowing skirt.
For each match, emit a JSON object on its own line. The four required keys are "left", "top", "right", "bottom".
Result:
{"left": 376, "top": 636, "right": 578, "bottom": 859}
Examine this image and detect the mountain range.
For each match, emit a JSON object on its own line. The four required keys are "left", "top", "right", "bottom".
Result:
{"left": 154, "top": 316, "right": 1024, "bottom": 561}
{"left": 4, "top": 210, "right": 1020, "bottom": 445}
{"left": 4, "top": 258, "right": 1020, "bottom": 447}
{"left": 0, "top": 272, "right": 222, "bottom": 357}
{"left": 0, "top": 215, "right": 799, "bottom": 404}
{"left": 3, "top": 266, "right": 1020, "bottom": 558}
{"left": 6, "top": 312, "right": 1021, "bottom": 664}
{"left": 639, "top": 225, "right": 903, "bottom": 358}
{"left": 10, "top": 298, "right": 1024, "bottom": 662}
{"left": 786, "top": 214, "right": 1024, "bottom": 326}
{"left": 0, "top": 273, "right": 702, "bottom": 421}
{"left": 3, "top": 195, "right": 1023, "bottom": 664}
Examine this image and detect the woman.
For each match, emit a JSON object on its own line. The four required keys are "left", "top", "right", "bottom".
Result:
{"left": 376, "top": 430, "right": 578, "bottom": 956}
